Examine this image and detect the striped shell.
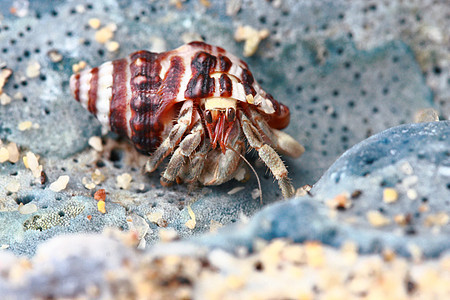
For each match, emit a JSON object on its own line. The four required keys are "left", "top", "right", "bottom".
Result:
{"left": 70, "top": 41, "right": 290, "bottom": 154}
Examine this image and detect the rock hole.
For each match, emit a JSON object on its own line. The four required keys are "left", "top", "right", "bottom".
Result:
{"left": 110, "top": 149, "right": 124, "bottom": 166}
{"left": 16, "top": 195, "right": 35, "bottom": 205}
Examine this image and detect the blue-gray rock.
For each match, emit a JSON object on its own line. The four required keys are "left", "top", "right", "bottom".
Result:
{"left": 190, "top": 121, "right": 450, "bottom": 258}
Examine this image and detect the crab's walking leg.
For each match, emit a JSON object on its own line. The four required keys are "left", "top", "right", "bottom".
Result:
{"left": 247, "top": 109, "right": 304, "bottom": 158}
{"left": 161, "top": 109, "right": 205, "bottom": 183}
{"left": 178, "top": 140, "right": 210, "bottom": 183}
{"left": 240, "top": 112, "right": 295, "bottom": 198}
{"left": 199, "top": 121, "right": 245, "bottom": 186}
{"left": 145, "top": 100, "right": 193, "bottom": 173}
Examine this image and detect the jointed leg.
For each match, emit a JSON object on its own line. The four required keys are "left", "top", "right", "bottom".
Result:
{"left": 145, "top": 100, "right": 193, "bottom": 173}
{"left": 161, "top": 110, "right": 205, "bottom": 183}
{"left": 240, "top": 112, "right": 295, "bottom": 198}
{"left": 247, "top": 109, "right": 304, "bottom": 158}
{"left": 177, "top": 140, "right": 210, "bottom": 183}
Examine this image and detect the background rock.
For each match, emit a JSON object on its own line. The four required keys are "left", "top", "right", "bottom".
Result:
{"left": 0, "top": 0, "right": 448, "bottom": 258}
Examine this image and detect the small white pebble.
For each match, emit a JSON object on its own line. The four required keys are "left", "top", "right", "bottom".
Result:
{"left": 407, "top": 189, "right": 418, "bottom": 200}
{"left": 105, "top": 41, "right": 120, "bottom": 52}
{"left": 234, "top": 25, "right": 270, "bottom": 57}
{"left": 88, "top": 136, "right": 103, "bottom": 152}
{"left": 0, "top": 147, "right": 9, "bottom": 163}
{"left": 7, "top": 143, "right": 19, "bottom": 163}
{"left": 25, "top": 61, "right": 41, "bottom": 78}
{"left": 227, "top": 186, "right": 245, "bottom": 195}
{"left": 185, "top": 219, "right": 196, "bottom": 229}
{"left": 75, "top": 4, "right": 85, "bottom": 13}
{"left": 72, "top": 61, "right": 87, "bottom": 73}
{"left": 18, "top": 121, "right": 33, "bottom": 131}
{"left": 82, "top": 177, "right": 96, "bottom": 190}
{"left": 147, "top": 210, "right": 164, "bottom": 223}
{"left": 49, "top": 175, "right": 70, "bottom": 192}
{"left": 24, "top": 151, "right": 42, "bottom": 178}
{"left": 251, "top": 188, "right": 261, "bottom": 200}
{"left": 116, "top": 173, "right": 132, "bottom": 190}
{"left": 91, "top": 169, "right": 105, "bottom": 184}
{"left": 226, "top": 0, "right": 242, "bottom": 16}
{"left": 95, "top": 26, "right": 114, "bottom": 44}
{"left": 0, "top": 93, "right": 12, "bottom": 105}
{"left": 18, "top": 203, "right": 38, "bottom": 215}
{"left": 88, "top": 18, "right": 101, "bottom": 29}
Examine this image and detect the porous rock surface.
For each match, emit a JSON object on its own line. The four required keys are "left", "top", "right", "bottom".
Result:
{"left": 0, "top": 0, "right": 449, "bottom": 298}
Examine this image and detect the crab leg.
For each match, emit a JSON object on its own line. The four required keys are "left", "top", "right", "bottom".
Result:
{"left": 145, "top": 100, "right": 193, "bottom": 173}
{"left": 161, "top": 109, "right": 205, "bottom": 183}
{"left": 247, "top": 109, "right": 304, "bottom": 158}
{"left": 240, "top": 112, "right": 295, "bottom": 198}
{"left": 177, "top": 140, "right": 210, "bottom": 183}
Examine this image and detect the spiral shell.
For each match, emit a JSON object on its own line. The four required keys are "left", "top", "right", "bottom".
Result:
{"left": 70, "top": 41, "right": 290, "bottom": 153}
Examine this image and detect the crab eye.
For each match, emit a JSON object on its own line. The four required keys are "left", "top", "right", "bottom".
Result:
{"left": 226, "top": 107, "right": 236, "bottom": 122}
{"left": 205, "top": 110, "right": 213, "bottom": 124}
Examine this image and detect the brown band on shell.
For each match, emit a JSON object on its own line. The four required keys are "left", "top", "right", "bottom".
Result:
{"left": 87, "top": 67, "right": 99, "bottom": 115}
{"left": 241, "top": 68, "right": 256, "bottom": 96}
{"left": 219, "top": 73, "right": 232, "bottom": 98}
{"left": 73, "top": 73, "right": 81, "bottom": 102}
{"left": 188, "top": 41, "right": 213, "bottom": 54}
{"left": 219, "top": 55, "right": 232, "bottom": 72}
{"left": 129, "top": 51, "right": 163, "bottom": 153}
{"left": 185, "top": 51, "right": 217, "bottom": 99}
{"left": 110, "top": 58, "right": 129, "bottom": 137}
{"left": 159, "top": 55, "right": 184, "bottom": 104}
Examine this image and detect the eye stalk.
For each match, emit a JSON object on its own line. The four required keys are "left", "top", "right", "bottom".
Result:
{"left": 205, "top": 110, "right": 213, "bottom": 124}
{"left": 226, "top": 107, "right": 236, "bottom": 122}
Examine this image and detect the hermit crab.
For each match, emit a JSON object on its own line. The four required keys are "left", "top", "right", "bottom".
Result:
{"left": 70, "top": 41, "right": 304, "bottom": 198}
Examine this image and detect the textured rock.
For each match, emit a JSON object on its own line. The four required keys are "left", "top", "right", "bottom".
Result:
{"left": 190, "top": 121, "right": 450, "bottom": 258}
{"left": 0, "top": 0, "right": 447, "bottom": 258}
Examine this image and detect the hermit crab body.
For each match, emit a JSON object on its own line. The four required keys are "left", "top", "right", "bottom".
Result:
{"left": 70, "top": 41, "right": 304, "bottom": 198}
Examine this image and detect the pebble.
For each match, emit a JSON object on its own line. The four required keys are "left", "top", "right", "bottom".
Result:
{"left": 97, "top": 200, "right": 106, "bottom": 214}
{"left": 94, "top": 189, "right": 106, "bottom": 201}
{"left": 18, "top": 203, "right": 38, "bottom": 215}
{"left": 25, "top": 61, "right": 41, "bottom": 78}
{"left": 72, "top": 61, "right": 87, "bottom": 73}
{"left": 88, "top": 136, "right": 103, "bottom": 152}
{"left": 185, "top": 206, "right": 196, "bottom": 229}
{"left": 105, "top": 41, "right": 120, "bottom": 52}
{"left": 0, "top": 68, "right": 12, "bottom": 94}
{"left": 0, "top": 93, "right": 12, "bottom": 105}
{"left": 88, "top": 18, "right": 101, "bottom": 29}
{"left": 47, "top": 50, "right": 63, "bottom": 63}
{"left": 49, "top": 175, "right": 70, "bottom": 192}
{"left": 0, "top": 147, "right": 9, "bottom": 163}
{"left": 95, "top": 24, "right": 116, "bottom": 44}
{"left": 23, "top": 152, "right": 42, "bottom": 178}
{"left": 18, "top": 121, "right": 33, "bottom": 131}
{"left": 366, "top": 210, "right": 390, "bottom": 227}
{"left": 226, "top": 0, "right": 242, "bottom": 16}
{"left": 116, "top": 173, "right": 132, "bottom": 190}
{"left": 227, "top": 186, "right": 245, "bottom": 195}
{"left": 5, "top": 143, "right": 19, "bottom": 163}
{"left": 234, "top": 25, "right": 270, "bottom": 57}
{"left": 383, "top": 188, "right": 398, "bottom": 203}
